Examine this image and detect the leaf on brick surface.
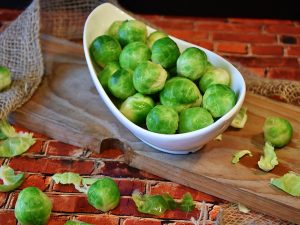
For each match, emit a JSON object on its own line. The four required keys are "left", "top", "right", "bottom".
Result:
{"left": 0, "top": 165, "right": 25, "bottom": 192}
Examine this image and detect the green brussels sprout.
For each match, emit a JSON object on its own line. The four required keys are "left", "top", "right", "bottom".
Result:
{"left": 15, "top": 187, "right": 52, "bottom": 225}
{"left": 263, "top": 117, "right": 293, "bottom": 148}
{"left": 147, "top": 31, "right": 168, "bottom": 49}
{"left": 146, "top": 105, "right": 179, "bottom": 134}
{"left": 199, "top": 67, "right": 231, "bottom": 93}
{"left": 108, "top": 69, "right": 136, "bottom": 100}
{"left": 119, "top": 42, "right": 151, "bottom": 71}
{"left": 160, "top": 77, "right": 202, "bottom": 112}
{"left": 0, "top": 66, "right": 12, "bottom": 91}
{"left": 120, "top": 93, "right": 155, "bottom": 124}
{"left": 133, "top": 61, "right": 168, "bottom": 94}
{"left": 179, "top": 107, "right": 214, "bottom": 133}
{"left": 107, "top": 20, "right": 123, "bottom": 40}
{"left": 177, "top": 47, "right": 208, "bottom": 81}
{"left": 97, "top": 62, "right": 120, "bottom": 90}
{"left": 90, "top": 35, "right": 121, "bottom": 67}
{"left": 151, "top": 37, "right": 180, "bottom": 69}
{"left": 87, "top": 177, "right": 120, "bottom": 212}
{"left": 205, "top": 61, "right": 214, "bottom": 71}
{"left": 203, "top": 84, "right": 237, "bottom": 118}
{"left": 118, "top": 20, "right": 147, "bottom": 46}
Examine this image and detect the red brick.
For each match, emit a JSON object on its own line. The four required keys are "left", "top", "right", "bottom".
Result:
{"left": 150, "top": 182, "right": 224, "bottom": 203}
{"left": 9, "top": 157, "right": 94, "bottom": 175}
{"left": 25, "top": 139, "right": 45, "bottom": 154}
{"left": 216, "top": 42, "right": 248, "bottom": 54}
{"left": 90, "top": 148, "right": 124, "bottom": 159}
{"left": 213, "top": 33, "right": 276, "bottom": 43}
{"left": 47, "top": 214, "right": 70, "bottom": 225}
{"left": 0, "top": 192, "right": 8, "bottom": 207}
{"left": 19, "top": 174, "right": 51, "bottom": 191}
{"left": 191, "top": 40, "right": 213, "bottom": 50}
{"left": 50, "top": 194, "right": 96, "bottom": 213}
{"left": 95, "top": 161, "right": 164, "bottom": 180}
{"left": 228, "top": 18, "right": 293, "bottom": 25}
{"left": 162, "top": 16, "right": 226, "bottom": 23}
{"left": 225, "top": 56, "right": 299, "bottom": 68}
{"left": 164, "top": 29, "right": 209, "bottom": 41}
{"left": 267, "top": 68, "right": 300, "bottom": 80}
{"left": 76, "top": 214, "right": 119, "bottom": 225}
{"left": 280, "top": 35, "right": 298, "bottom": 44}
{"left": 137, "top": 14, "right": 163, "bottom": 23}
{"left": 46, "top": 141, "right": 83, "bottom": 157}
{"left": 251, "top": 45, "right": 283, "bottom": 56}
{"left": 149, "top": 20, "right": 194, "bottom": 31}
{"left": 247, "top": 67, "right": 266, "bottom": 77}
{"left": 123, "top": 218, "right": 161, "bottom": 225}
{"left": 195, "top": 22, "right": 261, "bottom": 33}
{"left": 265, "top": 25, "right": 300, "bottom": 34}
{"left": 0, "top": 210, "right": 16, "bottom": 225}
{"left": 116, "top": 179, "right": 146, "bottom": 196}
{"left": 111, "top": 198, "right": 141, "bottom": 217}
{"left": 286, "top": 46, "right": 300, "bottom": 56}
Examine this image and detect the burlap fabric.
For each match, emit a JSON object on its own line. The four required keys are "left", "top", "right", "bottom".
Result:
{"left": 0, "top": 0, "right": 299, "bottom": 224}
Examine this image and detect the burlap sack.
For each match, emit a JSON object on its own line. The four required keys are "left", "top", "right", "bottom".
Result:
{"left": 0, "top": 0, "right": 299, "bottom": 223}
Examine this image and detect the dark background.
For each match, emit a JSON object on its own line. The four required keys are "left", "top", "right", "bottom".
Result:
{"left": 1, "top": 0, "right": 299, "bottom": 20}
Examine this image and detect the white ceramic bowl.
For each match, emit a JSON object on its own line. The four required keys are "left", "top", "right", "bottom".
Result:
{"left": 83, "top": 3, "right": 246, "bottom": 154}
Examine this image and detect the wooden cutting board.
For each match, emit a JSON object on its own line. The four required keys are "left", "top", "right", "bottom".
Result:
{"left": 10, "top": 35, "right": 300, "bottom": 223}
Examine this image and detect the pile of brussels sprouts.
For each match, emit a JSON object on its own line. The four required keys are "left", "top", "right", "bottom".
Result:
{"left": 90, "top": 20, "right": 237, "bottom": 134}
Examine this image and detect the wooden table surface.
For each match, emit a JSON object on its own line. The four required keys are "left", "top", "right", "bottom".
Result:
{"left": 0, "top": 4, "right": 299, "bottom": 225}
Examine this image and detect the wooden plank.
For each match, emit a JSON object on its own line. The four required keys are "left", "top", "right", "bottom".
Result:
{"left": 10, "top": 35, "right": 300, "bottom": 224}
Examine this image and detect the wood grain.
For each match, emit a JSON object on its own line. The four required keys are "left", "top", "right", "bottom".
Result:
{"left": 10, "top": 35, "right": 300, "bottom": 223}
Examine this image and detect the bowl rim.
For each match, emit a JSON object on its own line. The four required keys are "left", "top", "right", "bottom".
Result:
{"left": 83, "top": 2, "right": 246, "bottom": 142}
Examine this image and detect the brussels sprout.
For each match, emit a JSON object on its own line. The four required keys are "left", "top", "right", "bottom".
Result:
{"left": 108, "top": 69, "right": 136, "bottom": 100}
{"left": 160, "top": 77, "right": 202, "bottom": 112}
{"left": 203, "top": 84, "right": 237, "bottom": 118}
{"left": 97, "top": 62, "right": 120, "bottom": 90}
{"left": 87, "top": 177, "right": 120, "bottom": 212}
{"left": 15, "top": 187, "right": 52, "bottom": 225}
{"left": 118, "top": 20, "right": 147, "bottom": 46}
{"left": 146, "top": 105, "right": 179, "bottom": 134}
{"left": 133, "top": 61, "right": 168, "bottom": 94}
{"left": 120, "top": 93, "right": 155, "bottom": 124}
{"left": 147, "top": 31, "right": 168, "bottom": 49}
{"left": 177, "top": 47, "right": 208, "bottom": 81}
{"left": 119, "top": 42, "right": 151, "bottom": 71}
{"left": 90, "top": 35, "right": 121, "bottom": 67}
{"left": 151, "top": 37, "right": 180, "bottom": 69}
{"left": 199, "top": 67, "right": 231, "bottom": 93}
{"left": 263, "top": 117, "right": 293, "bottom": 148}
{"left": 0, "top": 66, "right": 12, "bottom": 91}
{"left": 107, "top": 20, "right": 123, "bottom": 40}
{"left": 178, "top": 107, "right": 213, "bottom": 133}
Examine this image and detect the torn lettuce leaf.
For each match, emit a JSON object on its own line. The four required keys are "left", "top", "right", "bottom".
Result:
{"left": 0, "top": 119, "right": 36, "bottom": 157}
{"left": 258, "top": 142, "right": 278, "bottom": 172}
{"left": 0, "top": 165, "right": 25, "bottom": 192}
{"left": 52, "top": 172, "right": 98, "bottom": 194}
{"left": 238, "top": 203, "right": 250, "bottom": 213}
{"left": 231, "top": 106, "right": 248, "bottom": 128}
{"left": 132, "top": 190, "right": 195, "bottom": 216}
{"left": 270, "top": 171, "right": 300, "bottom": 197}
{"left": 64, "top": 220, "right": 92, "bottom": 225}
{"left": 232, "top": 150, "right": 253, "bottom": 164}
{"left": 214, "top": 134, "right": 222, "bottom": 141}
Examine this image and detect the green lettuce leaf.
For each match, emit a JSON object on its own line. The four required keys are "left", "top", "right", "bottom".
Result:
{"left": 232, "top": 150, "right": 252, "bottom": 164}
{"left": 270, "top": 171, "right": 300, "bottom": 197}
{"left": 0, "top": 165, "right": 25, "bottom": 192}
{"left": 178, "top": 192, "right": 195, "bottom": 212}
{"left": 52, "top": 172, "right": 98, "bottom": 194}
{"left": 258, "top": 142, "right": 278, "bottom": 172}
{"left": 64, "top": 220, "right": 92, "bottom": 225}
{"left": 0, "top": 119, "right": 36, "bottom": 157}
{"left": 231, "top": 106, "right": 248, "bottom": 128}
